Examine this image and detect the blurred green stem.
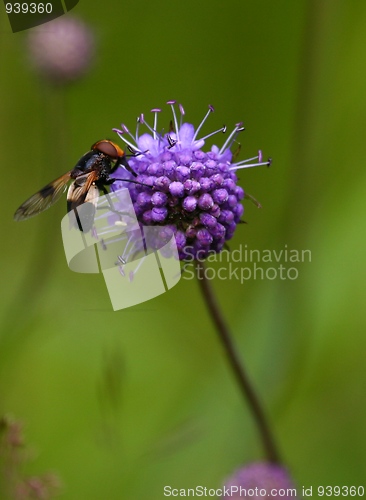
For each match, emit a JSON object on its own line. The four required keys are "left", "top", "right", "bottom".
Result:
{"left": 196, "top": 261, "right": 281, "bottom": 464}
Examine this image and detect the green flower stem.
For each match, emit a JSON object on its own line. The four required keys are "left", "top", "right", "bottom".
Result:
{"left": 195, "top": 261, "right": 281, "bottom": 464}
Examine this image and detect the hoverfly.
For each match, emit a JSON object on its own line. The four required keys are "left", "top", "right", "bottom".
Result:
{"left": 14, "top": 140, "right": 140, "bottom": 232}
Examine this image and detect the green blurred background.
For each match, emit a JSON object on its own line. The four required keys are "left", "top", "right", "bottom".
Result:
{"left": 1, "top": 0, "right": 366, "bottom": 498}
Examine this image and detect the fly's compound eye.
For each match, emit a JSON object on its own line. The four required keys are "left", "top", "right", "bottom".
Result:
{"left": 92, "top": 140, "right": 124, "bottom": 159}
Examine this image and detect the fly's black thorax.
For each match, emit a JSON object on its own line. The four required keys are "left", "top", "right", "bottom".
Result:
{"left": 70, "top": 151, "right": 115, "bottom": 183}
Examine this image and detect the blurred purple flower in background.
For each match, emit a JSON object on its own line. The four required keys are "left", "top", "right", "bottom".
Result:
{"left": 112, "top": 101, "right": 271, "bottom": 260}
{"left": 27, "top": 16, "right": 95, "bottom": 84}
{"left": 224, "top": 462, "right": 297, "bottom": 499}
{"left": 0, "top": 416, "right": 60, "bottom": 499}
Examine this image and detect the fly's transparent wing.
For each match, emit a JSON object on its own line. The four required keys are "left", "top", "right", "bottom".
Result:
{"left": 14, "top": 172, "right": 71, "bottom": 221}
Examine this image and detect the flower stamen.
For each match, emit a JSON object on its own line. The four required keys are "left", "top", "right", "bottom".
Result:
{"left": 150, "top": 108, "right": 161, "bottom": 140}
{"left": 193, "top": 105, "right": 215, "bottom": 141}
{"left": 112, "top": 128, "right": 142, "bottom": 153}
{"left": 167, "top": 100, "right": 180, "bottom": 142}
{"left": 140, "top": 113, "right": 164, "bottom": 144}
{"left": 179, "top": 103, "right": 185, "bottom": 128}
{"left": 115, "top": 255, "right": 126, "bottom": 265}
{"left": 230, "top": 157, "right": 272, "bottom": 171}
{"left": 234, "top": 153, "right": 261, "bottom": 165}
{"left": 199, "top": 125, "right": 227, "bottom": 142}
{"left": 120, "top": 123, "right": 137, "bottom": 145}
{"left": 135, "top": 116, "right": 141, "bottom": 143}
{"left": 219, "top": 122, "right": 245, "bottom": 155}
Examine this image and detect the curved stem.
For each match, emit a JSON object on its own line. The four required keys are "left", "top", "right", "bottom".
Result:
{"left": 195, "top": 261, "right": 281, "bottom": 464}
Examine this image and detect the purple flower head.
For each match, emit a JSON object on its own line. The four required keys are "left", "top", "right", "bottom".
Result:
{"left": 112, "top": 102, "right": 270, "bottom": 260}
{"left": 224, "top": 462, "right": 297, "bottom": 499}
